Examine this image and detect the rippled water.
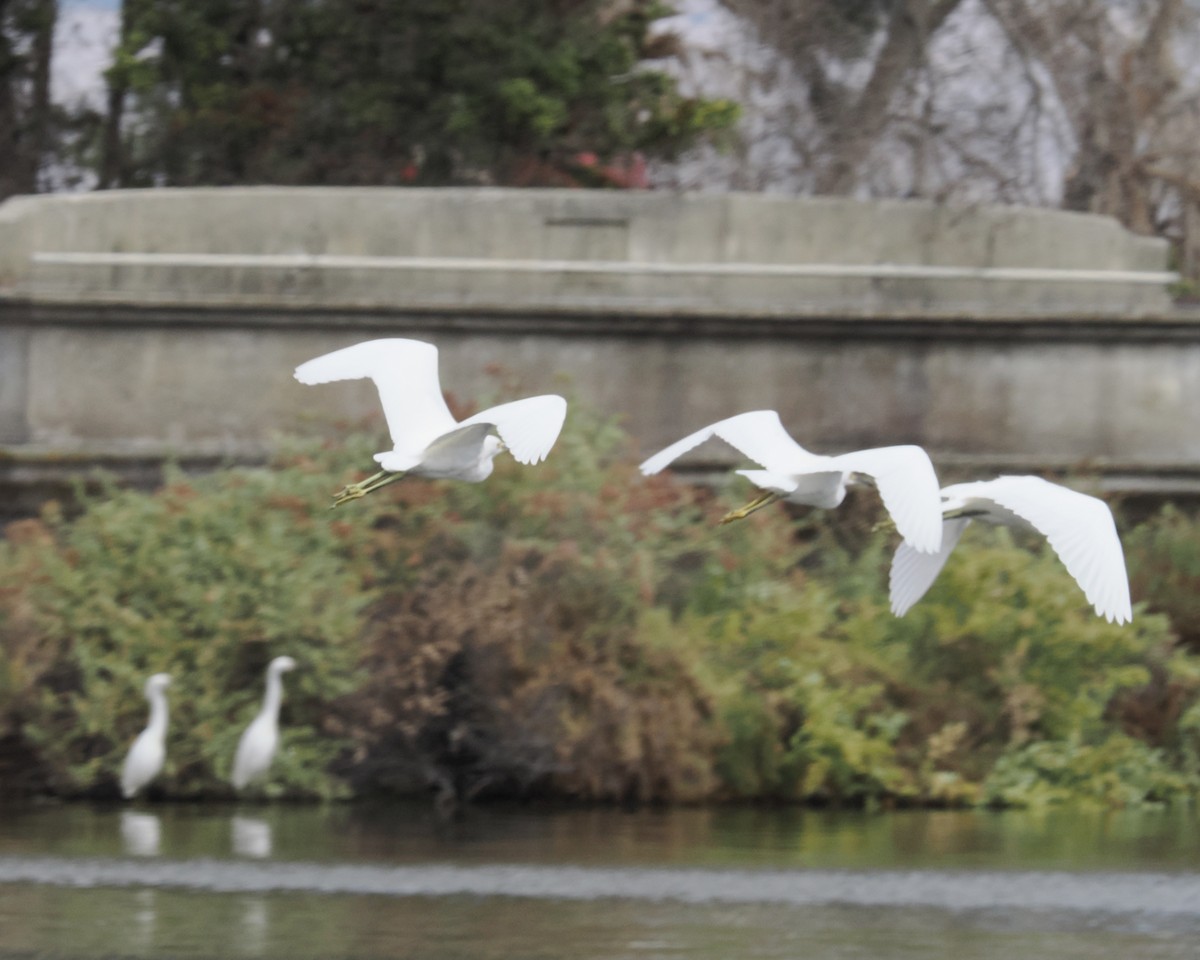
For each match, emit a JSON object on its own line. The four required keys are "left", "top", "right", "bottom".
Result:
{"left": 1, "top": 803, "right": 1198, "bottom": 958}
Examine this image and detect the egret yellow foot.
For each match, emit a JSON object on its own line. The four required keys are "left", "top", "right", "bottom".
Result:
{"left": 329, "top": 470, "right": 406, "bottom": 508}
{"left": 719, "top": 491, "right": 781, "bottom": 525}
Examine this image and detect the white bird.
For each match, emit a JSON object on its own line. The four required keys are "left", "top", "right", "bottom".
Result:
{"left": 120, "top": 673, "right": 172, "bottom": 799}
{"left": 231, "top": 656, "right": 297, "bottom": 792}
{"left": 294, "top": 338, "right": 568, "bottom": 506}
{"left": 639, "top": 410, "right": 944, "bottom": 553}
{"left": 889, "top": 476, "right": 1133, "bottom": 624}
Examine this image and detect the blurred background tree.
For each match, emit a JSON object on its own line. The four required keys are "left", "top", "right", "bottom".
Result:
{"left": 97, "top": 0, "right": 737, "bottom": 188}
{"left": 0, "top": 0, "right": 57, "bottom": 199}
{"left": 659, "top": 0, "right": 1200, "bottom": 283}
{"left": 11, "top": 1, "right": 1200, "bottom": 279}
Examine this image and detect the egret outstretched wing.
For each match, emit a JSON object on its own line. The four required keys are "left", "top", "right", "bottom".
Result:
{"left": 464, "top": 395, "right": 568, "bottom": 465}
{"left": 294, "top": 339, "right": 457, "bottom": 452}
{"left": 640, "top": 410, "right": 814, "bottom": 476}
{"left": 889, "top": 517, "right": 971, "bottom": 616}
{"left": 950, "top": 476, "right": 1132, "bottom": 624}
{"left": 834, "top": 445, "right": 944, "bottom": 554}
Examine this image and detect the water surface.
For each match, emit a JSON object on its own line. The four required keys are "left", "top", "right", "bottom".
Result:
{"left": 1, "top": 803, "right": 1197, "bottom": 959}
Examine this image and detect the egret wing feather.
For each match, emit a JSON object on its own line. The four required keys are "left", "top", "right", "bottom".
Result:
{"left": 232, "top": 717, "right": 276, "bottom": 791}
{"left": 377, "top": 423, "right": 494, "bottom": 474}
{"left": 463, "top": 395, "right": 567, "bottom": 465}
{"left": 964, "top": 476, "right": 1133, "bottom": 624}
{"left": 889, "top": 518, "right": 970, "bottom": 616}
{"left": 833, "top": 445, "right": 944, "bottom": 553}
{"left": 120, "top": 730, "right": 165, "bottom": 799}
{"left": 640, "top": 411, "right": 814, "bottom": 476}
{"left": 294, "top": 339, "right": 458, "bottom": 452}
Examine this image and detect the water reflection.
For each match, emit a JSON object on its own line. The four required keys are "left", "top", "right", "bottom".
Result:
{"left": 120, "top": 811, "right": 162, "bottom": 857}
{"left": 130, "top": 888, "right": 157, "bottom": 952}
{"left": 239, "top": 895, "right": 270, "bottom": 954}
{"left": 231, "top": 816, "right": 273, "bottom": 859}
{"left": 2, "top": 804, "right": 1200, "bottom": 960}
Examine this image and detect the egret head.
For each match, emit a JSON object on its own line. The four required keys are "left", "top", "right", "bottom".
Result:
{"left": 144, "top": 673, "right": 172, "bottom": 697}
{"left": 269, "top": 656, "right": 298, "bottom": 674}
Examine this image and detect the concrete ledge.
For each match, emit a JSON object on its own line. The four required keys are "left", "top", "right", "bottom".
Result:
{"left": 6, "top": 296, "right": 1200, "bottom": 342}
{"left": 4, "top": 442, "right": 1200, "bottom": 528}
{"left": 0, "top": 187, "right": 1177, "bottom": 316}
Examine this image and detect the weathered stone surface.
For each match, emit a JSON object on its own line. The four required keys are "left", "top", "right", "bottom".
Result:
{"left": 0, "top": 188, "right": 1190, "bottom": 518}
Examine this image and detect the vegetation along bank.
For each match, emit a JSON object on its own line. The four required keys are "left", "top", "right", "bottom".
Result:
{"left": 1, "top": 406, "right": 1198, "bottom": 809}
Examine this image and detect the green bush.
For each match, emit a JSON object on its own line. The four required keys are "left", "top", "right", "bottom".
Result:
{"left": 1, "top": 465, "right": 368, "bottom": 799}
{"left": 2, "top": 405, "right": 1199, "bottom": 808}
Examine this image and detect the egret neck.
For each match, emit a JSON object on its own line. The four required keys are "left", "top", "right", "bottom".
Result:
{"left": 259, "top": 664, "right": 287, "bottom": 724}
{"left": 147, "top": 683, "right": 169, "bottom": 743}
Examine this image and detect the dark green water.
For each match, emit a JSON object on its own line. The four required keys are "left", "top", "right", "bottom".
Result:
{"left": 1, "top": 804, "right": 1198, "bottom": 958}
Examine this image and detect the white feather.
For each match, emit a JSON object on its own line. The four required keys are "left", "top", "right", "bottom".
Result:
{"left": 120, "top": 674, "right": 171, "bottom": 799}
{"left": 463, "top": 395, "right": 568, "bottom": 465}
{"left": 294, "top": 339, "right": 457, "bottom": 457}
{"left": 295, "top": 338, "right": 568, "bottom": 483}
{"left": 231, "top": 656, "right": 296, "bottom": 792}
{"left": 889, "top": 518, "right": 971, "bottom": 616}
{"left": 640, "top": 410, "right": 943, "bottom": 553}
{"left": 889, "top": 477, "right": 1132, "bottom": 624}
{"left": 640, "top": 410, "right": 817, "bottom": 476}
{"left": 833, "top": 446, "right": 944, "bottom": 555}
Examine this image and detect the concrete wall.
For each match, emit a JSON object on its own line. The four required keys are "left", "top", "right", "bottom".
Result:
{"left": 0, "top": 187, "right": 1192, "bottom": 517}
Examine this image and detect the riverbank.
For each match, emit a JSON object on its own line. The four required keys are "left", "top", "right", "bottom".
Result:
{"left": 2, "top": 409, "right": 1198, "bottom": 808}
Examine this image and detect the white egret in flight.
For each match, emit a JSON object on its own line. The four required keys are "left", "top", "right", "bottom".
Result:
{"left": 889, "top": 476, "right": 1133, "bottom": 624}
{"left": 639, "top": 410, "right": 944, "bottom": 554}
{"left": 295, "top": 338, "right": 567, "bottom": 506}
{"left": 120, "top": 673, "right": 172, "bottom": 799}
{"left": 231, "top": 656, "right": 297, "bottom": 792}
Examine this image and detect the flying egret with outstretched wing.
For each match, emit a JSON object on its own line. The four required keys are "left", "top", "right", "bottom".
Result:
{"left": 295, "top": 339, "right": 567, "bottom": 505}
{"left": 640, "top": 410, "right": 944, "bottom": 554}
{"left": 889, "top": 476, "right": 1132, "bottom": 624}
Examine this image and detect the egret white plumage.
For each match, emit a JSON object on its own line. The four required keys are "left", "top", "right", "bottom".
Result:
{"left": 888, "top": 475, "right": 1133, "bottom": 624}
{"left": 120, "top": 673, "right": 172, "bottom": 799}
{"left": 231, "top": 656, "right": 297, "bottom": 792}
{"left": 295, "top": 338, "right": 567, "bottom": 506}
{"left": 639, "top": 410, "right": 944, "bottom": 554}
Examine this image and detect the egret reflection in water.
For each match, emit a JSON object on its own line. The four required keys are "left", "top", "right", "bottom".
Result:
{"left": 239, "top": 894, "right": 271, "bottom": 954}
{"left": 130, "top": 888, "right": 158, "bottom": 952}
{"left": 120, "top": 811, "right": 162, "bottom": 857}
{"left": 231, "top": 815, "right": 273, "bottom": 859}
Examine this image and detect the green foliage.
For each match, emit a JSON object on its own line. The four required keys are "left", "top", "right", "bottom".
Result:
{"left": 983, "top": 736, "right": 1193, "bottom": 808}
{"left": 101, "top": 0, "right": 738, "bottom": 188}
{"left": 3, "top": 403, "right": 1200, "bottom": 808}
{"left": 1, "top": 464, "right": 368, "bottom": 799}
{"left": 1125, "top": 505, "right": 1200, "bottom": 650}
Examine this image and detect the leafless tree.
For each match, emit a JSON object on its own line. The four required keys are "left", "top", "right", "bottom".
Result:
{"left": 657, "top": 0, "right": 1200, "bottom": 279}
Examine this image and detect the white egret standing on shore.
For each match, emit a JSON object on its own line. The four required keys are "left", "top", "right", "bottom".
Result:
{"left": 231, "top": 656, "right": 297, "bottom": 792}
{"left": 889, "top": 476, "right": 1133, "bottom": 624}
{"left": 295, "top": 338, "right": 567, "bottom": 506}
{"left": 120, "top": 673, "right": 172, "bottom": 799}
{"left": 639, "top": 410, "right": 944, "bottom": 554}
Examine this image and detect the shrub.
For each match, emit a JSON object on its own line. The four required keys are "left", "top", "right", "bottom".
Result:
{"left": 2, "top": 403, "right": 1199, "bottom": 808}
